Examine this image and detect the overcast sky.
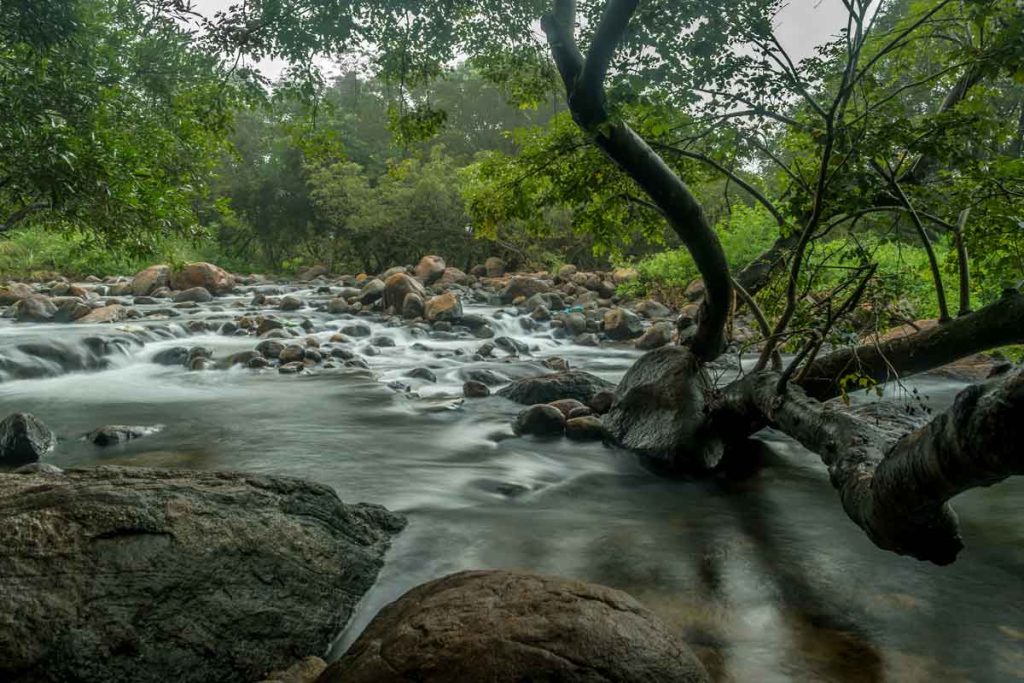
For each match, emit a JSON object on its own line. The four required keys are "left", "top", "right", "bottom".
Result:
{"left": 191, "top": 0, "right": 850, "bottom": 81}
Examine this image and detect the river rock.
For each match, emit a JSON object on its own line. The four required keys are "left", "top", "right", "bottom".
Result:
{"left": 173, "top": 286, "right": 213, "bottom": 303}
{"left": 438, "top": 267, "right": 469, "bottom": 286}
{"left": 0, "top": 467, "right": 405, "bottom": 683}
{"left": 75, "top": 304, "right": 127, "bottom": 324}
{"left": 0, "top": 413, "right": 54, "bottom": 468}
{"left": 565, "top": 415, "right": 606, "bottom": 441}
{"left": 548, "top": 398, "right": 587, "bottom": 419}
{"left": 359, "top": 279, "right": 386, "bottom": 305}
{"left": 84, "top": 424, "right": 159, "bottom": 446}
{"left": 604, "top": 346, "right": 721, "bottom": 472}
{"left": 635, "top": 300, "right": 671, "bottom": 319}
{"left": 497, "top": 370, "right": 613, "bottom": 405}
{"left": 256, "top": 340, "right": 285, "bottom": 359}
{"left": 513, "top": 404, "right": 567, "bottom": 436}
{"left": 484, "top": 256, "right": 505, "bottom": 277}
{"left": 170, "top": 262, "right": 235, "bottom": 295}
{"left": 603, "top": 307, "right": 644, "bottom": 340}
{"left": 406, "top": 367, "right": 437, "bottom": 382}
{"left": 0, "top": 282, "right": 35, "bottom": 305}
{"left": 414, "top": 255, "right": 446, "bottom": 283}
{"left": 425, "top": 291, "right": 463, "bottom": 323}
{"left": 131, "top": 265, "right": 171, "bottom": 296}
{"left": 13, "top": 295, "right": 58, "bottom": 322}
{"left": 279, "top": 344, "right": 306, "bottom": 364}
{"left": 317, "top": 570, "right": 709, "bottom": 683}
{"left": 280, "top": 294, "right": 303, "bottom": 311}
{"left": 402, "top": 292, "right": 425, "bottom": 319}
{"left": 636, "top": 321, "right": 675, "bottom": 350}
{"left": 384, "top": 273, "right": 426, "bottom": 312}
{"left": 327, "top": 297, "right": 350, "bottom": 314}
{"left": 463, "top": 381, "right": 490, "bottom": 398}
{"left": 500, "top": 276, "right": 549, "bottom": 303}
{"left": 341, "top": 323, "right": 371, "bottom": 338}
{"left": 612, "top": 267, "right": 639, "bottom": 284}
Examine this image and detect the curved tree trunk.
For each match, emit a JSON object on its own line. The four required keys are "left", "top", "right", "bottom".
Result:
{"left": 797, "top": 290, "right": 1024, "bottom": 400}
{"left": 541, "top": 0, "right": 732, "bottom": 361}
{"left": 713, "top": 365, "right": 1024, "bottom": 564}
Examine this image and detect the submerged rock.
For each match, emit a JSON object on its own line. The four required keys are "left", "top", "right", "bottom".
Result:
{"left": 497, "top": 370, "right": 613, "bottom": 405}
{"left": 0, "top": 466, "right": 405, "bottom": 683}
{"left": 0, "top": 413, "right": 54, "bottom": 468}
{"left": 84, "top": 424, "right": 161, "bottom": 446}
{"left": 318, "top": 570, "right": 709, "bottom": 683}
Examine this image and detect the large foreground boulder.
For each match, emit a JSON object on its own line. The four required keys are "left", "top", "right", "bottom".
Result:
{"left": 318, "top": 570, "right": 709, "bottom": 683}
{"left": 604, "top": 346, "right": 721, "bottom": 472}
{"left": 0, "top": 466, "right": 406, "bottom": 683}
{"left": 169, "top": 262, "right": 234, "bottom": 295}
{"left": 497, "top": 369, "right": 613, "bottom": 405}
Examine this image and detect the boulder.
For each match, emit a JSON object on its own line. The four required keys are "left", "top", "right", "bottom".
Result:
{"left": 603, "top": 307, "right": 644, "bottom": 340}
{"left": 636, "top": 321, "right": 675, "bottom": 350}
{"left": 425, "top": 291, "right": 463, "bottom": 323}
{"left": 463, "top": 381, "right": 490, "bottom": 398}
{"left": 497, "top": 370, "right": 613, "bottom": 405}
{"left": 131, "top": 265, "right": 171, "bottom": 296}
{"left": 173, "top": 287, "right": 213, "bottom": 303}
{"left": 13, "top": 296, "right": 57, "bottom": 322}
{"left": 280, "top": 294, "right": 303, "bottom": 311}
{"left": 74, "top": 304, "right": 127, "bottom": 324}
{"left": 384, "top": 273, "right": 426, "bottom": 312}
{"left": 359, "top": 279, "right": 386, "bottom": 305}
{"left": 414, "top": 255, "right": 446, "bottom": 283}
{"left": 317, "top": 570, "right": 709, "bottom": 683}
{"left": 684, "top": 279, "right": 705, "bottom": 302}
{"left": 565, "top": 415, "right": 606, "bottom": 441}
{"left": 438, "top": 267, "right": 470, "bottom": 286}
{"left": 170, "top": 262, "right": 234, "bottom": 295}
{"left": 635, "top": 300, "right": 671, "bottom": 319}
{"left": 84, "top": 425, "right": 159, "bottom": 447}
{"left": 0, "top": 413, "right": 54, "bottom": 469}
{"left": 557, "top": 263, "right": 578, "bottom": 280}
{"left": 484, "top": 256, "right": 506, "bottom": 278}
{"left": 500, "top": 276, "right": 549, "bottom": 303}
{"left": 513, "top": 404, "right": 566, "bottom": 436}
{"left": 0, "top": 282, "right": 35, "bottom": 305}
{"left": 327, "top": 297, "right": 350, "bottom": 314}
{"left": 295, "top": 264, "right": 329, "bottom": 281}
{"left": 0, "top": 467, "right": 406, "bottom": 683}
{"left": 402, "top": 292, "right": 425, "bottom": 319}
{"left": 604, "top": 346, "right": 721, "bottom": 472}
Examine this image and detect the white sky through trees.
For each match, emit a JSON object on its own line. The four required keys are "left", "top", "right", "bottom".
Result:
{"left": 190, "top": 0, "right": 850, "bottom": 81}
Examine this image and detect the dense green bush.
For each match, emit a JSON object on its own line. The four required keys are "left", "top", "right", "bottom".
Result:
{"left": 0, "top": 226, "right": 259, "bottom": 280}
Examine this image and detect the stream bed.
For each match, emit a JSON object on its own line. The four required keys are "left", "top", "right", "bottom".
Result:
{"left": 1, "top": 284, "right": 1021, "bottom": 682}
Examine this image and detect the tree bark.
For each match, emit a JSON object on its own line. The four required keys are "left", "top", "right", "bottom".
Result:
{"left": 796, "top": 290, "right": 1024, "bottom": 400}
{"left": 541, "top": 0, "right": 732, "bottom": 361}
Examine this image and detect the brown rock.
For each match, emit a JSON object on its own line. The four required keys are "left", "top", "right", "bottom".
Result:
{"left": 170, "top": 262, "right": 234, "bottom": 295}
{"left": 259, "top": 656, "right": 327, "bottom": 683}
{"left": 131, "top": 265, "right": 172, "bottom": 296}
{"left": 684, "top": 279, "right": 705, "bottom": 302}
{"left": 438, "top": 267, "right": 470, "bottom": 286}
{"left": 73, "top": 304, "right": 127, "bottom": 324}
{"left": 424, "top": 291, "right": 462, "bottom": 323}
{"left": 384, "top": 273, "right": 426, "bottom": 312}
{"left": 413, "top": 255, "right": 446, "bottom": 283}
{"left": 566, "top": 415, "right": 606, "bottom": 441}
{"left": 612, "top": 267, "right": 639, "bottom": 284}
{"left": 484, "top": 256, "right": 506, "bottom": 278}
{"left": 500, "top": 276, "right": 549, "bottom": 303}
{"left": 0, "top": 283, "right": 35, "bottom": 306}
{"left": 317, "top": 570, "right": 709, "bottom": 683}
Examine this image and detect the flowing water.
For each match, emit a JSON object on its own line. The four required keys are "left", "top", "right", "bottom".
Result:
{"left": 1, "top": 284, "right": 1021, "bottom": 682}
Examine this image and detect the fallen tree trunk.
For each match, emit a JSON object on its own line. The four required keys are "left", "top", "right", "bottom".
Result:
{"left": 798, "top": 289, "right": 1024, "bottom": 400}
{"left": 713, "top": 365, "right": 1024, "bottom": 565}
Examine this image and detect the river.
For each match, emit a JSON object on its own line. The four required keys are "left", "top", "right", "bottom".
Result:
{"left": 1, "top": 284, "right": 1021, "bottom": 682}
